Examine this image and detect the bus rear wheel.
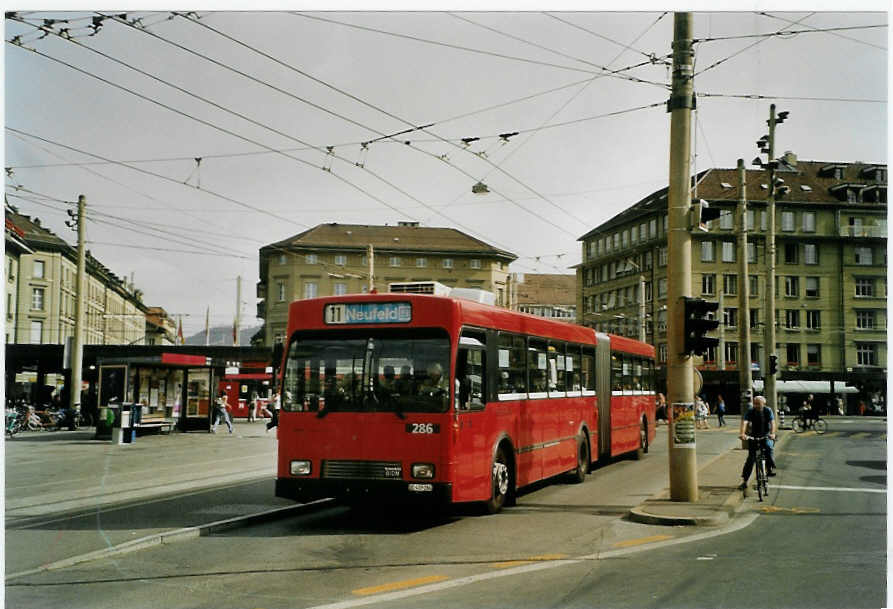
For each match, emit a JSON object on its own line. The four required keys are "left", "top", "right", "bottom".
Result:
{"left": 485, "top": 445, "right": 512, "bottom": 514}
{"left": 568, "top": 434, "right": 589, "bottom": 484}
{"left": 634, "top": 418, "right": 648, "bottom": 460}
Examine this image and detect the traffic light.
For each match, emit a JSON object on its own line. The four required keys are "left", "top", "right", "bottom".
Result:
{"left": 683, "top": 297, "right": 720, "bottom": 356}
{"left": 693, "top": 199, "right": 721, "bottom": 232}
{"left": 768, "top": 354, "right": 778, "bottom": 376}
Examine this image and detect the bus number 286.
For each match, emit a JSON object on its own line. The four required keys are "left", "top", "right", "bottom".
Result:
{"left": 406, "top": 423, "right": 439, "bottom": 434}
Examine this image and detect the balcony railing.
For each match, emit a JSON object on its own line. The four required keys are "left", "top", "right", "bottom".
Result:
{"left": 840, "top": 226, "right": 887, "bottom": 238}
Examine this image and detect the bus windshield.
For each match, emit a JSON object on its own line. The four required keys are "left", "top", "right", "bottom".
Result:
{"left": 281, "top": 328, "right": 451, "bottom": 415}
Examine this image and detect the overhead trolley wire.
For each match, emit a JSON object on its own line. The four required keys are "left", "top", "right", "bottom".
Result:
{"left": 757, "top": 11, "right": 887, "bottom": 51}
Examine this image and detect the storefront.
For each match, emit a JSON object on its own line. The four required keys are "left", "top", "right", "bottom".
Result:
{"left": 218, "top": 360, "right": 274, "bottom": 420}
{"left": 97, "top": 353, "right": 217, "bottom": 432}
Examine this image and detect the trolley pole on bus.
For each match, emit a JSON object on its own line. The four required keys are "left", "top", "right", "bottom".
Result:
{"left": 666, "top": 12, "right": 698, "bottom": 502}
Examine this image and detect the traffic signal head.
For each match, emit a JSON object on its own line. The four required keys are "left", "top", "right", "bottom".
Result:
{"left": 693, "top": 199, "right": 721, "bottom": 232}
{"left": 768, "top": 354, "right": 778, "bottom": 375}
{"left": 683, "top": 297, "right": 720, "bottom": 356}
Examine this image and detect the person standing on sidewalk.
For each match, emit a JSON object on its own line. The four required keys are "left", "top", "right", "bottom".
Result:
{"left": 212, "top": 390, "right": 234, "bottom": 434}
{"left": 716, "top": 394, "right": 726, "bottom": 427}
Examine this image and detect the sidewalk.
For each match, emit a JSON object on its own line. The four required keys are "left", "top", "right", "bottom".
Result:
{"left": 628, "top": 427, "right": 792, "bottom": 526}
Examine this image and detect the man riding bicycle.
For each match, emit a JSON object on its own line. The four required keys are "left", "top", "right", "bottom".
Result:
{"left": 739, "top": 395, "right": 778, "bottom": 490}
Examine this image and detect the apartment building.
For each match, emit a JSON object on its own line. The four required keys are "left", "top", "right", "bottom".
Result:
{"left": 257, "top": 222, "right": 517, "bottom": 345}
{"left": 576, "top": 154, "right": 886, "bottom": 404}
{"left": 513, "top": 273, "right": 577, "bottom": 322}
{"left": 5, "top": 207, "right": 148, "bottom": 346}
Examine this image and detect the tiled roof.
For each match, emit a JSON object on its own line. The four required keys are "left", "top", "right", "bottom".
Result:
{"left": 515, "top": 273, "right": 576, "bottom": 306}
{"left": 579, "top": 158, "right": 886, "bottom": 240}
{"left": 263, "top": 223, "right": 517, "bottom": 260}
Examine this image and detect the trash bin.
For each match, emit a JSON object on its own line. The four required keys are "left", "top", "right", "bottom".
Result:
{"left": 119, "top": 406, "right": 133, "bottom": 444}
{"left": 95, "top": 405, "right": 113, "bottom": 440}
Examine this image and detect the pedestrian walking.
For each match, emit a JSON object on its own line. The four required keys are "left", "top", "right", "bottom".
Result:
{"left": 212, "top": 390, "right": 234, "bottom": 434}
{"left": 696, "top": 396, "right": 710, "bottom": 429}
{"left": 716, "top": 394, "right": 726, "bottom": 427}
{"left": 266, "top": 391, "right": 281, "bottom": 431}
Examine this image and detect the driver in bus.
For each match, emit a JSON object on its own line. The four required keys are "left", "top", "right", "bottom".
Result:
{"left": 419, "top": 362, "right": 446, "bottom": 396}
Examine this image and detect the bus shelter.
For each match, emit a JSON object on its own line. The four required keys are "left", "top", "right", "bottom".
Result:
{"left": 97, "top": 352, "right": 220, "bottom": 434}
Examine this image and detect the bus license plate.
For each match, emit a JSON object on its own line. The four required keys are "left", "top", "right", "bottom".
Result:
{"left": 408, "top": 483, "right": 433, "bottom": 492}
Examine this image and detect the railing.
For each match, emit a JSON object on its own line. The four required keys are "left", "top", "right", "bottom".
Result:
{"left": 840, "top": 226, "right": 887, "bottom": 238}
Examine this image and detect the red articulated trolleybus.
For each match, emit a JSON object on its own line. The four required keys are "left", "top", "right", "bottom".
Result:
{"left": 275, "top": 292, "right": 656, "bottom": 513}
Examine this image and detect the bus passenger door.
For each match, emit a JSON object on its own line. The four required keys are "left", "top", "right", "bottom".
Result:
{"left": 453, "top": 340, "right": 488, "bottom": 502}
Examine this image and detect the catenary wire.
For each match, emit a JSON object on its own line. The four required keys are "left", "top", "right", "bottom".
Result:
{"left": 757, "top": 11, "right": 887, "bottom": 51}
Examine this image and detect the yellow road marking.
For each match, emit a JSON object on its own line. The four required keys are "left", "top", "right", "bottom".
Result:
{"left": 612, "top": 534, "right": 673, "bottom": 548}
{"left": 352, "top": 575, "right": 449, "bottom": 596}
{"left": 757, "top": 505, "right": 820, "bottom": 515}
{"left": 850, "top": 432, "right": 869, "bottom": 439}
{"left": 490, "top": 553, "right": 568, "bottom": 569}
{"left": 822, "top": 432, "right": 839, "bottom": 437}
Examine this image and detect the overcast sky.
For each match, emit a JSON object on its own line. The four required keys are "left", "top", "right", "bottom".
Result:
{"left": 4, "top": 8, "right": 888, "bottom": 337}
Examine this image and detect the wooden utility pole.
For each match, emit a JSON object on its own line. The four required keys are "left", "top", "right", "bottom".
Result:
{"left": 666, "top": 12, "right": 698, "bottom": 502}
{"left": 69, "top": 195, "right": 86, "bottom": 415}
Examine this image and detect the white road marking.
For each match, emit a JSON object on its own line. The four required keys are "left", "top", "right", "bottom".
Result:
{"left": 303, "top": 513, "right": 760, "bottom": 609}
{"left": 771, "top": 484, "right": 886, "bottom": 494}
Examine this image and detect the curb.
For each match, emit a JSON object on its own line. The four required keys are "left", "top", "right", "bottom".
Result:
{"left": 6, "top": 498, "right": 335, "bottom": 580}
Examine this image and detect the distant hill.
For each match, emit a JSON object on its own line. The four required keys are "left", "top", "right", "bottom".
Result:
{"left": 184, "top": 325, "right": 263, "bottom": 346}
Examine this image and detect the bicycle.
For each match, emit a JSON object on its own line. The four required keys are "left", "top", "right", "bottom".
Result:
{"left": 744, "top": 434, "right": 771, "bottom": 502}
{"left": 792, "top": 414, "right": 827, "bottom": 435}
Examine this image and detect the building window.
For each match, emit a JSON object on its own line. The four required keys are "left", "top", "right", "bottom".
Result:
{"left": 806, "top": 310, "right": 820, "bottom": 330}
{"left": 723, "top": 307, "right": 738, "bottom": 328}
{"left": 747, "top": 242, "right": 756, "bottom": 264}
{"left": 613, "top": 233, "right": 620, "bottom": 250}
{"left": 804, "top": 244, "right": 818, "bottom": 265}
{"left": 746, "top": 209, "right": 755, "bottom": 231}
{"left": 658, "top": 247, "right": 668, "bottom": 266}
{"left": 470, "top": 258, "right": 481, "bottom": 269}
{"left": 722, "top": 274, "right": 737, "bottom": 296}
{"left": 649, "top": 219, "right": 657, "bottom": 239}
{"left": 278, "top": 254, "right": 287, "bottom": 265}
{"left": 721, "top": 241, "right": 735, "bottom": 262}
{"left": 786, "top": 343, "right": 800, "bottom": 366}
{"left": 702, "top": 273, "right": 715, "bottom": 296}
{"left": 725, "top": 342, "right": 738, "bottom": 364}
{"left": 807, "top": 344, "right": 821, "bottom": 366}
{"left": 622, "top": 230, "right": 629, "bottom": 248}
{"left": 303, "top": 282, "right": 318, "bottom": 299}
{"left": 856, "top": 343, "right": 878, "bottom": 366}
{"left": 701, "top": 241, "right": 715, "bottom": 262}
{"left": 855, "top": 278, "right": 875, "bottom": 297}
{"left": 781, "top": 211, "right": 795, "bottom": 232}
{"left": 856, "top": 310, "right": 876, "bottom": 330}
{"left": 750, "top": 308, "right": 760, "bottom": 329}
{"left": 334, "top": 254, "right": 347, "bottom": 266}
{"left": 416, "top": 257, "right": 427, "bottom": 268}
{"left": 802, "top": 212, "right": 816, "bottom": 232}
{"left": 389, "top": 256, "right": 401, "bottom": 267}
{"left": 657, "top": 278, "right": 667, "bottom": 299}
{"left": 658, "top": 343, "right": 667, "bottom": 363}
{"left": 639, "top": 223, "right": 647, "bottom": 242}
{"left": 749, "top": 275, "right": 759, "bottom": 297}
{"left": 334, "top": 283, "right": 347, "bottom": 296}
{"left": 854, "top": 247, "right": 873, "bottom": 265}
{"left": 630, "top": 227, "right": 638, "bottom": 244}
{"left": 805, "top": 277, "right": 819, "bottom": 298}
{"left": 783, "top": 243, "right": 798, "bottom": 264}
{"left": 785, "top": 310, "right": 800, "bottom": 329}
{"left": 305, "top": 254, "right": 318, "bottom": 264}
{"left": 784, "top": 276, "right": 799, "bottom": 297}
{"left": 33, "top": 260, "right": 45, "bottom": 279}
{"left": 31, "top": 287, "right": 45, "bottom": 311}
{"left": 29, "top": 320, "right": 42, "bottom": 344}
{"left": 442, "top": 258, "right": 454, "bottom": 269}
{"left": 703, "top": 345, "right": 717, "bottom": 364}
{"left": 719, "top": 210, "right": 734, "bottom": 230}
{"left": 276, "top": 281, "right": 286, "bottom": 302}
{"left": 645, "top": 281, "right": 653, "bottom": 302}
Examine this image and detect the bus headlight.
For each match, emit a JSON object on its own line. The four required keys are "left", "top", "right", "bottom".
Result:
{"left": 411, "top": 463, "right": 435, "bottom": 479}
{"left": 290, "top": 460, "right": 312, "bottom": 476}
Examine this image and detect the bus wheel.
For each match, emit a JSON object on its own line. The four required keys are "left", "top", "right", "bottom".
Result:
{"left": 485, "top": 445, "right": 512, "bottom": 514}
{"left": 634, "top": 418, "right": 648, "bottom": 460}
{"left": 569, "top": 434, "right": 589, "bottom": 484}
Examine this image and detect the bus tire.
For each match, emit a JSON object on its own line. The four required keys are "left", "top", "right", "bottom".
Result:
{"left": 569, "top": 433, "right": 589, "bottom": 484}
{"left": 634, "top": 417, "right": 648, "bottom": 460}
{"left": 485, "top": 444, "right": 513, "bottom": 514}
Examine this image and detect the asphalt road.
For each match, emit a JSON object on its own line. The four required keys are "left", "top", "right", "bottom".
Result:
{"left": 5, "top": 417, "right": 886, "bottom": 609}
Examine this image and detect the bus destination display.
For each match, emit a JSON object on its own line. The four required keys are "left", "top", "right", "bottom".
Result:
{"left": 324, "top": 302, "right": 412, "bottom": 325}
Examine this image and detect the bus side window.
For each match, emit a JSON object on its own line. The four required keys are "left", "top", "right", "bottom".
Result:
{"left": 528, "top": 338, "right": 548, "bottom": 395}
{"left": 281, "top": 340, "right": 303, "bottom": 412}
{"left": 497, "top": 333, "right": 526, "bottom": 397}
{"left": 611, "top": 352, "right": 623, "bottom": 393}
{"left": 582, "top": 347, "right": 595, "bottom": 394}
{"left": 568, "top": 345, "right": 582, "bottom": 391}
{"left": 456, "top": 347, "right": 486, "bottom": 410}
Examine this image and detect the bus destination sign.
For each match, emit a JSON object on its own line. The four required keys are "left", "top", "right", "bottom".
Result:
{"left": 324, "top": 302, "right": 412, "bottom": 325}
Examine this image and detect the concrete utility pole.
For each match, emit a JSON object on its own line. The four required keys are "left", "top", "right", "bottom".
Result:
{"left": 666, "top": 12, "right": 698, "bottom": 502}
{"left": 69, "top": 195, "right": 86, "bottom": 415}
{"left": 764, "top": 105, "right": 779, "bottom": 415}
{"left": 235, "top": 275, "right": 241, "bottom": 346}
{"left": 367, "top": 244, "right": 375, "bottom": 293}
{"left": 737, "top": 159, "right": 753, "bottom": 405}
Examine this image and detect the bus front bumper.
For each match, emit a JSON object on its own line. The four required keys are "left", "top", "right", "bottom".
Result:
{"left": 276, "top": 477, "right": 452, "bottom": 505}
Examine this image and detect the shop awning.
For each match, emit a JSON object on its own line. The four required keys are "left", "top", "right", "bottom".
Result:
{"left": 753, "top": 380, "right": 859, "bottom": 394}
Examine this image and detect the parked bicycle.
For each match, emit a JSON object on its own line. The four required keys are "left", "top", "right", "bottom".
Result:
{"left": 744, "top": 434, "right": 771, "bottom": 501}
{"left": 792, "top": 414, "right": 827, "bottom": 434}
